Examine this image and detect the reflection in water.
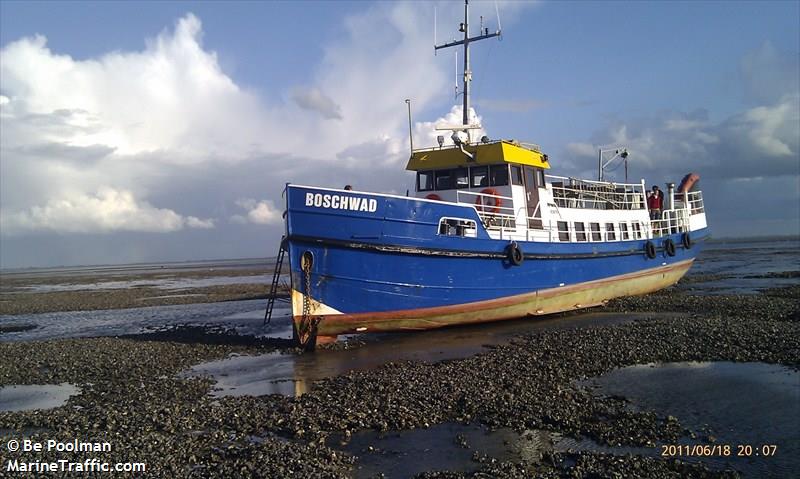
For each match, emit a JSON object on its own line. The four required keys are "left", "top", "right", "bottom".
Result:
{"left": 331, "top": 423, "right": 554, "bottom": 479}
{"left": 0, "top": 383, "right": 79, "bottom": 412}
{"left": 183, "top": 312, "right": 674, "bottom": 398}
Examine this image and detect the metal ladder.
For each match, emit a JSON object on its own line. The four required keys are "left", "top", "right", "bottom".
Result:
{"left": 264, "top": 238, "right": 288, "bottom": 325}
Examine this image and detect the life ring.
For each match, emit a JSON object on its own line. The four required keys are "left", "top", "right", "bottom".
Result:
{"left": 506, "top": 242, "right": 524, "bottom": 266}
{"left": 663, "top": 239, "right": 676, "bottom": 256}
{"left": 682, "top": 233, "right": 692, "bottom": 249}
{"left": 476, "top": 188, "right": 502, "bottom": 214}
{"left": 645, "top": 241, "right": 657, "bottom": 259}
{"left": 425, "top": 193, "right": 442, "bottom": 201}
{"left": 678, "top": 173, "right": 700, "bottom": 193}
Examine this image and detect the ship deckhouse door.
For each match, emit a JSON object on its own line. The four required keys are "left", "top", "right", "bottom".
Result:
{"left": 523, "top": 166, "right": 543, "bottom": 229}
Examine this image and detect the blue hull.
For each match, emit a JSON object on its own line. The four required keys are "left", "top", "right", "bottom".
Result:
{"left": 284, "top": 185, "right": 707, "bottom": 336}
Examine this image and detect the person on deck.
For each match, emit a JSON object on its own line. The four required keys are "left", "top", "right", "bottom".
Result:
{"left": 647, "top": 185, "right": 663, "bottom": 220}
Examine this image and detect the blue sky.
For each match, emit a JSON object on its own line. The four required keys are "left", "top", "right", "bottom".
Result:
{"left": 1, "top": 1, "right": 798, "bottom": 268}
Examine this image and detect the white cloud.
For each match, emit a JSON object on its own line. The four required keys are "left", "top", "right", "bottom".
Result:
{"left": 291, "top": 87, "right": 343, "bottom": 120}
{"left": 561, "top": 94, "right": 799, "bottom": 181}
{"left": 566, "top": 142, "right": 596, "bottom": 157}
{"left": 0, "top": 2, "right": 538, "bottom": 244}
{"left": 0, "top": 7, "right": 449, "bottom": 236}
{"left": 186, "top": 216, "right": 215, "bottom": 229}
{"left": 233, "top": 199, "right": 282, "bottom": 225}
{"left": 0, "top": 188, "right": 214, "bottom": 234}
{"left": 413, "top": 105, "right": 487, "bottom": 148}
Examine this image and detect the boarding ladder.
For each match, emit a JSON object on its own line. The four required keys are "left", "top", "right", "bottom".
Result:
{"left": 263, "top": 237, "right": 288, "bottom": 325}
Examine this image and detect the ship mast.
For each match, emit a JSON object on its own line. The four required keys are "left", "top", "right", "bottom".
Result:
{"left": 435, "top": 0, "right": 501, "bottom": 127}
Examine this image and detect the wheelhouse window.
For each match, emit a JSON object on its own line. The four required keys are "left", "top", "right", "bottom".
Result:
{"left": 435, "top": 170, "right": 454, "bottom": 190}
{"left": 489, "top": 165, "right": 509, "bottom": 187}
{"left": 511, "top": 166, "right": 523, "bottom": 186}
{"left": 605, "top": 223, "right": 616, "bottom": 241}
{"left": 471, "top": 166, "right": 489, "bottom": 188}
{"left": 590, "top": 222, "right": 601, "bottom": 241}
{"left": 453, "top": 168, "right": 469, "bottom": 189}
{"left": 418, "top": 171, "right": 434, "bottom": 191}
{"left": 438, "top": 217, "right": 477, "bottom": 238}
{"left": 574, "top": 222, "right": 587, "bottom": 242}
{"left": 536, "top": 169, "right": 545, "bottom": 188}
{"left": 557, "top": 221, "right": 569, "bottom": 241}
{"left": 620, "top": 222, "right": 630, "bottom": 240}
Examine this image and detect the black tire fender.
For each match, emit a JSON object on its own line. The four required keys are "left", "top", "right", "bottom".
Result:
{"left": 645, "top": 241, "right": 657, "bottom": 259}
{"left": 664, "top": 239, "right": 676, "bottom": 257}
{"left": 682, "top": 233, "right": 692, "bottom": 249}
{"left": 506, "top": 242, "right": 524, "bottom": 266}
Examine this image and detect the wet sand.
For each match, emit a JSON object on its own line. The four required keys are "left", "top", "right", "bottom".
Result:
{"left": 0, "top": 262, "right": 798, "bottom": 477}
{"left": 0, "top": 266, "right": 281, "bottom": 315}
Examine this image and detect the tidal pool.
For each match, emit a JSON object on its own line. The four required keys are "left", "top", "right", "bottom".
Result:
{"left": 0, "top": 384, "right": 79, "bottom": 412}
{"left": 582, "top": 361, "right": 799, "bottom": 478}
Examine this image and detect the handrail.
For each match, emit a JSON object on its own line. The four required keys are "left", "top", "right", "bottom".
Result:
{"left": 545, "top": 174, "right": 643, "bottom": 189}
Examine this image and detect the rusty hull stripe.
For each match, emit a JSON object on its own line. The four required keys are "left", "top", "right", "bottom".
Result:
{"left": 296, "top": 259, "right": 694, "bottom": 336}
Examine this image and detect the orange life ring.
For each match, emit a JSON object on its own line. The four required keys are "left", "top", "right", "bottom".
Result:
{"left": 425, "top": 193, "right": 442, "bottom": 201}
{"left": 475, "top": 188, "right": 502, "bottom": 213}
{"left": 678, "top": 173, "right": 700, "bottom": 193}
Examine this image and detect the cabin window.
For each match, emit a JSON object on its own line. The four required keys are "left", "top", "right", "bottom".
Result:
{"left": 620, "top": 222, "right": 630, "bottom": 240}
{"left": 418, "top": 171, "right": 434, "bottom": 192}
{"left": 489, "top": 165, "right": 509, "bottom": 187}
{"left": 605, "top": 223, "right": 616, "bottom": 241}
{"left": 557, "top": 221, "right": 569, "bottom": 241}
{"left": 590, "top": 222, "right": 601, "bottom": 241}
{"left": 511, "top": 166, "right": 523, "bottom": 186}
{"left": 438, "top": 217, "right": 477, "bottom": 238}
{"left": 453, "top": 168, "right": 469, "bottom": 189}
{"left": 633, "top": 221, "right": 642, "bottom": 239}
{"left": 574, "top": 222, "right": 587, "bottom": 242}
{"left": 471, "top": 166, "right": 489, "bottom": 188}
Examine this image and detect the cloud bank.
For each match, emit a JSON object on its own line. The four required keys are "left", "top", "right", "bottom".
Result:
{"left": 0, "top": 4, "right": 460, "bottom": 243}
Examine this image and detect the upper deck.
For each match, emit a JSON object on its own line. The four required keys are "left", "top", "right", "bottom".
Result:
{"left": 404, "top": 137, "right": 706, "bottom": 244}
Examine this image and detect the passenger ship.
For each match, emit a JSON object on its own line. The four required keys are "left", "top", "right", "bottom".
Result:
{"left": 275, "top": 1, "right": 709, "bottom": 348}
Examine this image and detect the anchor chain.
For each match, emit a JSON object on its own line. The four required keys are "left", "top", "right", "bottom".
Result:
{"left": 298, "top": 256, "right": 321, "bottom": 348}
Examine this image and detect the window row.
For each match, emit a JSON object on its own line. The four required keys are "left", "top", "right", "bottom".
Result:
{"left": 418, "top": 164, "right": 524, "bottom": 192}
{"left": 556, "top": 221, "right": 644, "bottom": 242}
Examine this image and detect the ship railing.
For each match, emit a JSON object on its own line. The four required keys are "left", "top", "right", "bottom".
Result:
{"left": 455, "top": 189, "right": 517, "bottom": 229}
{"left": 545, "top": 175, "right": 647, "bottom": 211}
{"left": 676, "top": 190, "right": 705, "bottom": 215}
{"left": 651, "top": 208, "right": 691, "bottom": 237}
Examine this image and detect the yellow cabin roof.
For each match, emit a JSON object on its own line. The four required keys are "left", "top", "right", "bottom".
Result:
{"left": 406, "top": 140, "right": 550, "bottom": 171}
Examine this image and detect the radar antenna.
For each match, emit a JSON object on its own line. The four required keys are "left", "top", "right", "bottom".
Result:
{"left": 435, "top": 0, "right": 501, "bottom": 127}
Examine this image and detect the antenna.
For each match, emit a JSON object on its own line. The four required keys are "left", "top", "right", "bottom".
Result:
{"left": 495, "top": 1, "right": 502, "bottom": 36}
{"left": 433, "top": 7, "right": 437, "bottom": 55}
{"left": 454, "top": 51, "right": 460, "bottom": 100}
{"left": 435, "top": 0, "right": 501, "bottom": 128}
{"left": 405, "top": 99, "right": 414, "bottom": 155}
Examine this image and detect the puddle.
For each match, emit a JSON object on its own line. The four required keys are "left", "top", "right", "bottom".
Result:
{"left": 332, "top": 423, "right": 555, "bottom": 478}
{"left": 15, "top": 274, "right": 276, "bottom": 293}
{"left": 182, "top": 312, "right": 677, "bottom": 398}
{"left": 0, "top": 300, "right": 291, "bottom": 342}
{"left": 182, "top": 353, "right": 310, "bottom": 397}
{"left": 0, "top": 384, "right": 80, "bottom": 412}
{"left": 581, "top": 362, "right": 800, "bottom": 477}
